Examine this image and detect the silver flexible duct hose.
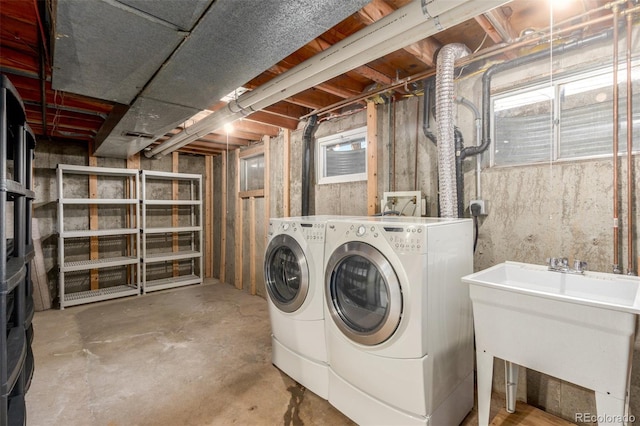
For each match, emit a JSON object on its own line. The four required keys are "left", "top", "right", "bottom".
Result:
{"left": 436, "top": 43, "right": 470, "bottom": 218}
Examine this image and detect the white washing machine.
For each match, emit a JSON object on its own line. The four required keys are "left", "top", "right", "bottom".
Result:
{"left": 323, "top": 216, "right": 474, "bottom": 425}
{"left": 263, "top": 215, "right": 337, "bottom": 399}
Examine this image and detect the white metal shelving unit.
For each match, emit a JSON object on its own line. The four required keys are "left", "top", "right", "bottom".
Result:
{"left": 140, "top": 170, "right": 202, "bottom": 293}
{"left": 57, "top": 164, "right": 140, "bottom": 309}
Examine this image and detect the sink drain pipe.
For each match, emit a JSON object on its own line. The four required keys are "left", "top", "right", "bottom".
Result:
{"left": 302, "top": 115, "right": 318, "bottom": 216}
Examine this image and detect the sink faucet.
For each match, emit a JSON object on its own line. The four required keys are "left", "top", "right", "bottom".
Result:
{"left": 547, "top": 257, "right": 587, "bottom": 274}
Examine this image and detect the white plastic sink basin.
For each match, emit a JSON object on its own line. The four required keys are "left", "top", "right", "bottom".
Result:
{"left": 464, "top": 261, "right": 640, "bottom": 314}
{"left": 463, "top": 261, "right": 640, "bottom": 426}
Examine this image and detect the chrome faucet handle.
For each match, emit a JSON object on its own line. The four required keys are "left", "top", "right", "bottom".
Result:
{"left": 573, "top": 260, "right": 587, "bottom": 273}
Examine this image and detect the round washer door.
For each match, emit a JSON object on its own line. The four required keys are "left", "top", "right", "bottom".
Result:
{"left": 264, "top": 234, "right": 309, "bottom": 313}
{"left": 325, "top": 241, "right": 402, "bottom": 346}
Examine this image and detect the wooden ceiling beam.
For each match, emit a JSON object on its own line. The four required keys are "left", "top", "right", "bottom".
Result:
{"left": 0, "top": 46, "right": 39, "bottom": 74}
{"left": 189, "top": 142, "right": 244, "bottom": 152}
{"left": 247, "top": 110, "right": 298, "bottom": 130}
{"left": 209, "top": 129, "right": 262, "bottom": 142}
{"left": 28, "top": 124, "right": 94, "bottom": 140}
{"left": 351, "top": 65, "right": 394, "bottom": 85}
{"left": 231, "top": 119, "right": 280, "bottom": 137}
{"left": 176, "top": 146, "right": 221, "bottom": 156}
{"left": 474, "top": 6, "right": 517, "bottom": 56}
{"left": 263, "top": 102, "right": 310, "bottom": 120}
{"left": 194, "top": 134, "right": 250, "bottom": 147}
{"left": 357, "top": 0, "right": 441, "bottom": 67}
{"left": 9, "top": 75, "right": 113, "bottom": 113}
{"left": 306, "top": 35, "right": 394, "bottom": 85}
{"left": 283, "top": 88, "right": 343, "bottom": 110}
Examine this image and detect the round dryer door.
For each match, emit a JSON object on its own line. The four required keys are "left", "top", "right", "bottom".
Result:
{"left": 325, "top": 241, "right": 402, "bottom": 346}
{"left": 264, "top": 234, "right": 309, "bottom": 313}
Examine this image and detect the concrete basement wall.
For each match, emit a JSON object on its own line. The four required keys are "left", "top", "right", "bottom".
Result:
{"left": 32, "top": 139, "right": 205, "bottom": 305}
{"left": 454, "top": 33, "right": 640, "bottom": 424}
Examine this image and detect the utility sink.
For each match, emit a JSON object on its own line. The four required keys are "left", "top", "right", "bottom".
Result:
{"left": 463, "top": 262, "right": 640, "bottom": 426}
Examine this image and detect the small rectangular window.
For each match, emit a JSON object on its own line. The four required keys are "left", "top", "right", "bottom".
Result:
{"left": 493, "top": 87, "right": 554, "bottom": 166}
{"left": 492, "top": 61, "right": 639, "bottom": 167}
{"left": 317, "top": 126, "right": 367, "bottom": 185}
{"left": 240, "top": 153, "right": 264, "bottom": 192}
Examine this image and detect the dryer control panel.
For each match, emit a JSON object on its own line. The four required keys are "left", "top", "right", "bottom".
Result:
{"left": 384, "top": 226, "right": 427, "bottom": 253}
{"left": 338, "top": 223, "right": 428, "bottom": 254}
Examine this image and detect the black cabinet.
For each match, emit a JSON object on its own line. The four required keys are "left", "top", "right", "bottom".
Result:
{"left": 1, "top": 74, "right": 36, "bottom": 426}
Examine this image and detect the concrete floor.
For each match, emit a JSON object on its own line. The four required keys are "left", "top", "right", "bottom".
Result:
{"left": 26, "top": 279, "right": 495, "bottom": 425}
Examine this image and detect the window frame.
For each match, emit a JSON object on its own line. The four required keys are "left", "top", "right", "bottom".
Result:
{"left": 490, "top": 59, "right": 639, "bottom": 168}
{"left": 316, "top": 126, "right": 368, "bottom": 185}
{"left": 238, "top": 145, "right": 265, "bottom": 198}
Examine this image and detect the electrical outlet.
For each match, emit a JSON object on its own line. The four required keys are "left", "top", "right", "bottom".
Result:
{"left": 470, "top": 199, "right": 487, "bottom": 216}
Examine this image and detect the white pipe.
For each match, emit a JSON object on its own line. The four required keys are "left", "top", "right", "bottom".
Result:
{"left": 151, "top": 0, "right": 511, "bottom": 158}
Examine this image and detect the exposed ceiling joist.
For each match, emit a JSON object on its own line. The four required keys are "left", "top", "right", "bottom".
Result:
{"left": 0, "top": 0, "right": 618, "bottom": 157}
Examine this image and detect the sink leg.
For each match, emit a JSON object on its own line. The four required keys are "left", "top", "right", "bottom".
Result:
{"left": 505, "top": 361, "right": 519, "bottom": 413}
{"left": 594, "top": 391, "right": 627, "bottom": 425}
{"left": 476, "top": 350, "right": 494, "bottom": 426}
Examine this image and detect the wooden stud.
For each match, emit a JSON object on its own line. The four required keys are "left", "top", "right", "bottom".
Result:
{"left": 172, "top": 152, "right": 179, "bottom": 277}
{"left": 238, "top": 189, "right": 265, "bottom": 199}
{"left": 238, "top": 144, "right": 264, "bottom": 159}
{"left": 250, "top": 196, "right": 256, "bottom": 295}
{"left": 88, "top": 142, "right": 99, "bottom": 290}
{"left": 283, "top": 129, "right": 290, "bottom": 217}
{"left": 234, "top": 150, "right": 243, "bottom": 290}
{"left": 263, "top": 135, "right": 270, "bottom": 246}
{"left": 219, "top": 152, "right": 227, "bottom": 283}
{"left": 367, "top": 101, "right": 378, "bottom": 216}
{"left": 205, "top": 155, "right": 213, "bottom": 278}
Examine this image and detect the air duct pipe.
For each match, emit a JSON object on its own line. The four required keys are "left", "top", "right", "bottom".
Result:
{"left": 423, "top": 77, "right": 471, "bottom": 218}
{"left": 435, "top": 43, "right": 470, "bottom": 218}
{"left": 147, "top": 0, "right": 511, "bottom": 158}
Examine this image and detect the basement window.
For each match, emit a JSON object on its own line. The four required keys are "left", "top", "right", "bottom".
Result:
{"left": 239, "top": 146, "right": 265, "bottom": 198}
{"left": 492, "top": 61, "right": 639, "bottom": 167}
{"left": 317, "top": 126, "right": 367, "bottom": 185}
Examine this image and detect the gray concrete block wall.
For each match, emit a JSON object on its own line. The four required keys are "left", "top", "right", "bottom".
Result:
{"left": 452, "top": 33, "right": 640, "bottom": 425}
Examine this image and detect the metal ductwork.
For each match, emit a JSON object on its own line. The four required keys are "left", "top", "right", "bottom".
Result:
{"left": 51, "top": 0, "right": 370, "bottom": 158}
{"left": 435, "top": 43, "right": 470, "bottom": 218}
{"left": 146, "top": 0, "right": 512, "bottom": 159}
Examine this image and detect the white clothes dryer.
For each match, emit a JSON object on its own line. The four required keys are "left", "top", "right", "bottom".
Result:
{"left": 264, "top": 215, "right": 337, "bottom": 398}
{"left": 323, "top": 216, "right": 474, "bottom": 425}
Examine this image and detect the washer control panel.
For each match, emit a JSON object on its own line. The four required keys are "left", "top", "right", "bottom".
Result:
{"left": 337, "top": 223, "right": 427, "bottom": 253}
